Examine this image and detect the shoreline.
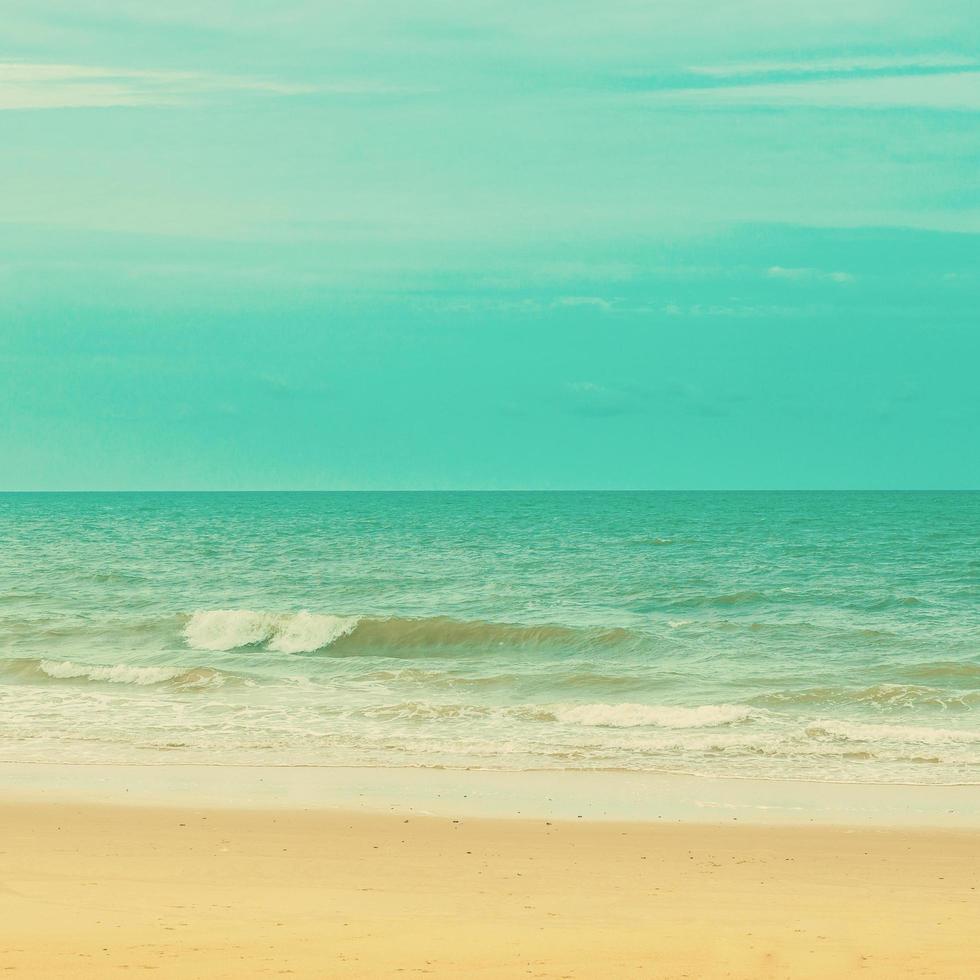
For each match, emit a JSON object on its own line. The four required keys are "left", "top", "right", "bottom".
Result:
{"left": 5, "top": 760, "right": 980, "bottom": 827}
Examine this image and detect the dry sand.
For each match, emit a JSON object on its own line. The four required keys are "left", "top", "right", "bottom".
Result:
{"left": 2, "top": 801, "right": 978, "bottom": 978}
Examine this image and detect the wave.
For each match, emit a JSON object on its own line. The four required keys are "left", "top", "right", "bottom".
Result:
{"left": 182, "top": 609, "right": 634, "bottom": 656}
{"left": 752, "top": 683, "right": 980, "bottom": 710}
{"left": 0, "top": 657, "right": 228, "bottom": 689}
{"left": 360, "top": 666, "right": 655, "bottom": 696}
{"left": 40, "top": 660, "right": 187, "bottom": 686}
{"left": 667, "top": 590, "right": 769, "bottom": 609}
{"left": 891, "top": 661, "right": 980, "bottom": 682}
{"left": 359, "top": 701, "right": 496, "bottom": 722}
{"left": 863, "top": 595, "right": 923, "bottom": 610}
{"left": 184, "top": 609, "right": 359, "bottom": 654}
{"left": 806, "top": 719, "right": 980, "bottom": 746}
{"left": 338, "top": 699, "right": 761, "bottom": 730}
{"left": 344, "top": 616, "right": 631, "bottom": 652}
{"left": 549, "top": 702, "right": 758, "bottom": 729}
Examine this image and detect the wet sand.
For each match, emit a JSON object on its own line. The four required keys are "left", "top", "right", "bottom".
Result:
{"left": 3, "top": 800, "right": 979, "bottom": 978}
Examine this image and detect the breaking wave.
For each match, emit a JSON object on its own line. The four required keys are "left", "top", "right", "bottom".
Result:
{"left": 182, "top": 609, "right": 634, "bottom": 656}
{"left": 0, "top": 658, "right": 229, "bottom": 689}
{"left": 184, "top": 609, "right": 359, "bottom": 654}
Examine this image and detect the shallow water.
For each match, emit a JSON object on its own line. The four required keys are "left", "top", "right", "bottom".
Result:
{"left": 1, "top": 491, "right": 977, "bottom": 783}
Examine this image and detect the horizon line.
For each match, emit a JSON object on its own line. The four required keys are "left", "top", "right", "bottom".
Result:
{"left": 1, "top": 488, "right": 976, "bottom": 494}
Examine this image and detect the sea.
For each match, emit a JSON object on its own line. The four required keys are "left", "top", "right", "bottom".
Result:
{"left": 1, "top": 492, "right": 977, "bottom": 784}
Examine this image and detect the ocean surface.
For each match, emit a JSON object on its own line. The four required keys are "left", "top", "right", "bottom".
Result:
{"left": 0, "top": 492, "right": 977, "bottom": 784}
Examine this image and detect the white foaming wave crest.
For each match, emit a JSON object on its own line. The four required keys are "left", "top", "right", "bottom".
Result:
{"left": 40, "top": 660, "right": 184, "bottom": 686}
{"left": 553, "top": 702, "right": 758, "bottom": 729}
{"left": 268, "top": 610, "right": 360, "bottom": 654}
{"left": 807, "top": 719, "right": 980, "bottom": 746}
{"left": 184, "top": 609, "right": 359, "bottom": 653}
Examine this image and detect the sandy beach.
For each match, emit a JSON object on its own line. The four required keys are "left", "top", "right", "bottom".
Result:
{"left": 3, "top": 798, "right": 979, "bottom": 979}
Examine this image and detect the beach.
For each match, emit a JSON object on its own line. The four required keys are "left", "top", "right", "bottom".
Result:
{"left": 6, "top": 0, "right": 979, "bottom": 967}
{"left": 4, "top": 794, "right": 979, "bottom": 979}
{"left": 2, "top": 492, "right": 977, "bottom": 976}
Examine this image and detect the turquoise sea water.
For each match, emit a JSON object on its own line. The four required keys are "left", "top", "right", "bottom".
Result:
{"left": 0, "top": 492, "right": 977, "bottom": 784}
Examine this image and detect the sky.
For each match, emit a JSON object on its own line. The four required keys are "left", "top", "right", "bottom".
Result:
{"left": 0, "top": 1, "right": 978, "bottom": 489}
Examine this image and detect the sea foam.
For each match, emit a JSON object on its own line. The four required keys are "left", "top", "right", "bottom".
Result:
{"left": 184, "top": 609, "right": 359, "bottom": 653}
{"left": 553, "top": 702, "right": 757, "bottom": 729}
{"left": 806, "top": 719, "right": 980, "bottom": 746}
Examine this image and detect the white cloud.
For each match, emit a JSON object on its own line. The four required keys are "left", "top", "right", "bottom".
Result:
{"left": 0, "top": 81, "right": 147, "bottom": 110}
{"left": 691, "top": 54, "right": 978, "bottom": 78}
{"left": 552, "top": 295, "right": 614, "bottom": 310}
{"left": 0, "top": 61, "right": 361, "bottom": 110}
{"left": 767, "top": 266, "right": 854, "bottom": 283}
{"left": 564, "top": 380, "right": 640, "bottom": 418}
{"left": 647, "top": 70, "right": 980, "bottom": 111}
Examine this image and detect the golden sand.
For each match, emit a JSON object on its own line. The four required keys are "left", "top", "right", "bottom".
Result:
{"left": 2, "top": 802, "right": 978, "bottom": 978}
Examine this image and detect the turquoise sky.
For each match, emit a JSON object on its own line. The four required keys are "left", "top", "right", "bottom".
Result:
{"left": 1, "top": 1, "right": 978, "bottom": 489}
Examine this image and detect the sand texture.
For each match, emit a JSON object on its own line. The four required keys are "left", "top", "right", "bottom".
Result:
{"left": 2, "top": 802, "right": 979, "bottom": 978}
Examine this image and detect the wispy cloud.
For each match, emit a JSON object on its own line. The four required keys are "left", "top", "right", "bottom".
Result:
{"left": 643, "top": 68, "right": 980, "bottom": 111}
{"left": 563, "top": 381, "right": 640, "bottom": 418}
{"left": 562, "top": 379, "right": 750, "bottom": 421}
{"left": 767, "top": 266, "right": 854, "bottom": 283}
{"left": 552, "top": 295, "right": 615, "bottom": 311}
{"left": 629, "top": 52, "right": 980, "bottom": 111}
{"left": 0, "top": 61, "right": 397, "bottom": 110}
{"left": 690, "top": 54, "right": 978, "bottom": 79}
